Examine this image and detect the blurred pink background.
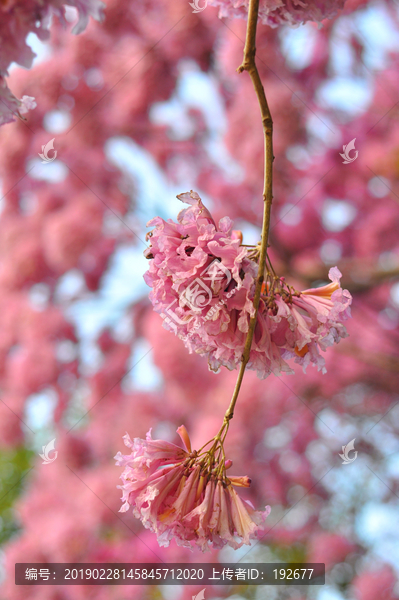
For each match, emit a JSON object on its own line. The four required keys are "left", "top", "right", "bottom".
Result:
{"left": 1, "top": 0, "right": 399, "bottom": 599}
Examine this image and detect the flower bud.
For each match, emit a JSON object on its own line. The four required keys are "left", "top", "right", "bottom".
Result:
{"left": 229, "top": 475, "right": 251, "bottom": 487}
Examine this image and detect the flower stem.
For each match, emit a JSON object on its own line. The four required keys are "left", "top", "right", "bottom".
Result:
{"left": 221, "top": 0, "right": 274, "bottom": 424}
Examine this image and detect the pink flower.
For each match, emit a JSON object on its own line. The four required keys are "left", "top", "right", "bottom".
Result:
{"left": 208, "top": 0, "right": 346, "bottom": 27}
{"left": 0, "top": 77, "right": 36, "bottom": 126}
{"left": 114, "top": 428, "right": 188, "bottom": 485}
{"left": 0, "top": 0, "right": 104, "bottom": 72}
{"left": 19, "top": 95, "right": 37, "bottom": 114}
{"left": 266, "top": 266, "right": 352, "bottom": 375}
{"left": 144, "top": 192, "right": 352, "bottom": 378}
{"left": 115, "top": 426, "right": 271, "bottom": 551}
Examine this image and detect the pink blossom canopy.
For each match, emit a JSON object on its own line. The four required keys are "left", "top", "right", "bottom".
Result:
{"left": 0, "top": 0, "right": 104, "bottom": 125}
{"left": 208, "top": 0, "right": 346, "bottom": 27}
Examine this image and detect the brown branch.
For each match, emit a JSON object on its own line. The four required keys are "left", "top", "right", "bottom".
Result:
{"left": 220, "top": 0, "right": 274, "bottom": 427}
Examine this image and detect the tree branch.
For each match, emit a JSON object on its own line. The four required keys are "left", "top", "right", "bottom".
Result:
{"left": 221, "top": 0, "right": 274, "bottom": 425}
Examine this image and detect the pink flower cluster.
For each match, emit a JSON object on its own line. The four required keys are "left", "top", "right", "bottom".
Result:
{"left": 115, "top": 426, "right": 270, "bottom": 551}
{"left": 208, "top": 0, "right": 346, "bottom": 27}
{"left": 0, "top": 0, "right": 104, "bottom": 125}
{"left": 144, "top": 192, "right": 352, "bottom": 379}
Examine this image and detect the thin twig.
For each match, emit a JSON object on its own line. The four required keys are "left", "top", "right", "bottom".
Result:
{"left": 219, "top": 0, "right": 274, "bottom": 429}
